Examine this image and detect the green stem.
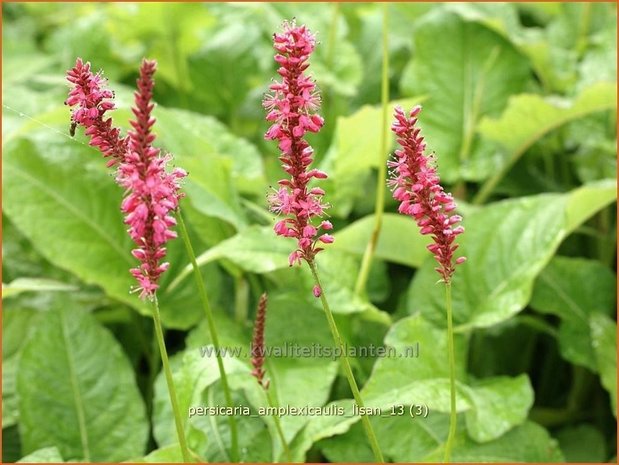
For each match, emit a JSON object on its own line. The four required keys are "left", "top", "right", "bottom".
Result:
{"left": 354, "top": 3, "right": 390, "bottom": 296}
{"left": 443, "top": 283, "right": 457, "bottom": 463}
{"left": 308, "top": 260, "right": 384, "bottom": 463}
{"left": 265, "top": 388, "right": 291, "bottom": 463}
{"left": 150, "top": 295, "right": 191, "bottom": 463}
{"left": 234, "top": 275, "right": 249, "bottom": 324}
{"left": 177, "top": 210, "right": 239, "bottom": 462}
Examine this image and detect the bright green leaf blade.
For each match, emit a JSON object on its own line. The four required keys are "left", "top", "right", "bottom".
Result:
{"left": 17, "top": 447, "right": 64, "bottom": 463}
{"left": 410, "top": 183, "right": 617, "bottom": 331}
{"left": 17, "top": 304, "right": 148, "bottom": 461}
{"left": 590, "top": 313, "right": 617, "bottom": 415}
{"left": 332, "top": 213, "right": 429, "bottom": 268}
{"left": 463, "top": 375, "right": 534, "bottom": 442}
{"left": 476, "top": 83, "right": 616, "bottom": 203}
{"left": 323, "top": 98, "right": 423, "bottom": 216}
{"left": 155, "top": 107, "right": 265, "bottom": 195}
{"left": 2, "top": 277, "right": 78, "bottom": 298}
{"left": 401, "top": 10, "right": 530, "bottom": 182}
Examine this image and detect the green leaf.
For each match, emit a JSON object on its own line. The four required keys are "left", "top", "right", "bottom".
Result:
{"left": 155, "top": 107, "right": 265, "bottom": 196}
{"left": 331, "top": 213, "right": 429, "bottom": 268}
{"left": 359, "top": 315, "right": 533, "bottom": 442}
{"left": 17, "top": 303, "right": 148, "bottom": 461}
{"left": 323, "top": 98, "right": 424, "bottom": 216}
{"left": 556, "top": 424, "right": 607, "bottom": 462}
{"left": 530, "top": 256, "right": 616, "bottom": 370}
{"left": 590, "top": 313, "right": 617, "bottom": 415}
{"left": 17, "top": 447, "right": 64, "bottom": 463}
{"left": 2, "top": 277, "right": 78, "bottom": 298}
{"left": 475, "top": 83, "right": 617, "bottom": 203}
{"left": 3, "top": 308, "right": 39, "bottom": 427}
{"left": 155, "top": 291, "right": 339, "bottom": 462}
{"left": 2, "top": 136, "right": 146, "bottom": 313}
{"left": 463, "top": 375, "right": 533, "bottom": 442}
{"left": 321, "top": 416, "right": 562, "bottom": 462}
{"left": 410, "top": 182, "right": 617, "bottom": 331}
{"left": 401, "top": 10, "right": 530, "bottom": 182}
{"left": 128, "top": 444, "right": 184, "bottom": 463}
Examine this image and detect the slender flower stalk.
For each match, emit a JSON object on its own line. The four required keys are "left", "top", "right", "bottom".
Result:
{"left": 250, "top": 293, "right": 291, "bottom": 463}
{"left": 66, "top": 58, "right": 190, "bottom": 462}
{"left": 264, "top": 21, "right": 384, "bottom": 463}
{"left": 355, "top": 3, "right": 390, "bottom": 295}
{"left": 389, "top": 105, "right": 465, "bottom": 462}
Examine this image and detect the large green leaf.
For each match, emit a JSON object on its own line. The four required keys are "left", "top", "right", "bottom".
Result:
{"left": 155, "top": 107, "right": 265, "bottom": 195}
{"left": 409, "top": 181, "right": 617, "bottom": 331}
{"left": 2, "top": 136, "right": 145, "bottom": 312}
{"left": 332, "top": 213, "right": 429, "bottom": 268}
{"left": 590, "top": 313, "right": 617, "bottom": 415}
{"left": 401, "top": 10, "right": 530, "bottom": 182}
{"left": 475, "top": 82, "right": 617, "bottom": 203}
{"left": 530, "top": 256, "right": 616, "bottom": 370}
{"left": 17, "top": 303, "right": 148, "bottom": 461}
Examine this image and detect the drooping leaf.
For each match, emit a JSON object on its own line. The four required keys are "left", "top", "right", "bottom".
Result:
{"left": 409, "top": 181, "right": 617, "bottom": 331}
{"left": 17, "top": 303, "right": 148, "bottom": 461}
{"left": 475, "top": 82, "right": 616, "bottom": 202}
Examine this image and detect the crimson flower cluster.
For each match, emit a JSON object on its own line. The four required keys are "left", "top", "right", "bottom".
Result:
{"left": 389, "top": 106, "right": 465, "bottom": 283}
{"left": 65, "top": 58, "right": 127, "bottom": 166}
{"left": 66, "top": 59, "right": 185, "bottom": 299}
{"left": 263, "top": 21, "right": 334, "bottom": 268}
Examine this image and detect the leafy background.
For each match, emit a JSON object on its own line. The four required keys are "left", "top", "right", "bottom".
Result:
{"left": 2, "top": 2, "right": 617, "bottom": 463}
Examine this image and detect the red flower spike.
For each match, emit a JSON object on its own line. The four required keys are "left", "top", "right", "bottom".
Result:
{"left": 389, "top": 105, "right": 466, "bottom": 283}
{"left": 263, "top": 21, "right": 333, "bottom": 267}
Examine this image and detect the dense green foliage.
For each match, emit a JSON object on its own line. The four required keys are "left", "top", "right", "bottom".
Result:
{"left": 2, "top": 2, "right": 617, "bottom": 463}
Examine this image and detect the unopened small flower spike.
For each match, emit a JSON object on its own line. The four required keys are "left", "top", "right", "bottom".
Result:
{"left": 65, "top": 58, "right": 127, "bottom": 166}
{"left": 117, "top": 60, "right": 187, "bottom": 299}
{"left": 251, "top": 293, "right": 270, "bottom": 390}
{"left": 389, "top": 105, "right": 465, "bottom": 283}
{"left": 263, "top": 20, "right": 333, "bottom": 267}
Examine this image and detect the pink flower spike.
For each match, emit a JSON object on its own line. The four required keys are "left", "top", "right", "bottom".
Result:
{"left": 65, "top": 58, "right": 128, "bottom": 165}
{"left": 264, "top": 20, "right": 333, "bottom": 272}
{"left": 116, "top": 59, "right": 186, "bottom": 299}
{"left": 389, "top": 105, "right": 465, "bottom": 283}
